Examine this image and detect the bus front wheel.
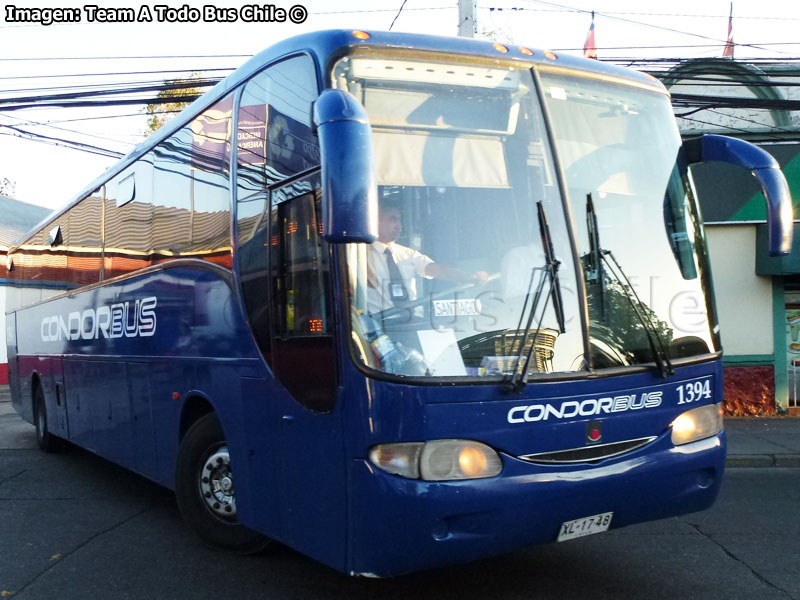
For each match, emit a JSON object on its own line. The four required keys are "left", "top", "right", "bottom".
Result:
{"left": 33, "top": 385, "right": 64, "bottom": 453}
{"left": 174, "top": 413, "right": 271, "bottom": 554}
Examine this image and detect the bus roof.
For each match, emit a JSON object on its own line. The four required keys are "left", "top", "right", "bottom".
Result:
{"left": 13, "top": 29, "right": 664, "bottom": 250}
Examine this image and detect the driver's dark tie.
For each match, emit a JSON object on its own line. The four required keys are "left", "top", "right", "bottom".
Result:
{"left": 384, "top": 247, "right": 409, "bottom": 305}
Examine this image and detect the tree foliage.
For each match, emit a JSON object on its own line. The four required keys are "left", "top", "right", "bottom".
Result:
{"left": 144, "top": 73, "right": 202, "bottom": 136}
{"left": 0, "top": 177, "right": 16, "bottom": 198}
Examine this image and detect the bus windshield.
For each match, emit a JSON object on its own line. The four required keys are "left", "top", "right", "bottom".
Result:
{"left": 333, "top": 54, "right": 719, "bottom": 379}
{"left": 539, "top": 71, "right": 720, "bottom": 369}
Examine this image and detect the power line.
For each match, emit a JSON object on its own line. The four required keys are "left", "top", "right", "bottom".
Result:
{"left": 389, "top": 0, "right": 410, "bottom": 31}
{"left": 0, "top": 96, "right": 204, "bottom": 111}
{"left": 483, "top": 6, "right": 800, "bottom": 21}
{"left": 676, "top": 114, "right": 789, "bottom": 141}
{"left": 1, "top": 75, "right": 222, "bottom": 97}
{"left": 670, "top": 92, "right": 800, "bottom": 111}
{"left": 0, "top": 112, "right": 137, "bottom": 146}
{"left": 0, "top": 54, "right": 250, "bottom": 62}
{"left": 35, "top": 110, "right": 183, "bottom": 125}
{"left": 520, "top": 0, "right": 783, "bottom": 55}
{"left": 705, "top": 108, "right": 800, "bottom": 135}
{"left": 656, "top": 74, "right": 800, "bottom": 87}
{"left": 315, "top": 5, "right": 454, "bottom": 14}
{"left": 0, "top": 125, "right": 124, "bottom": 158}
{"left": 550, "top": 42, "right": 800, "bottom": 51}
{"left": 0, "top": 79, "right": 218, "bottom": 108}
{"left": 0, "top": 67, "right": 235, "bottom": 81}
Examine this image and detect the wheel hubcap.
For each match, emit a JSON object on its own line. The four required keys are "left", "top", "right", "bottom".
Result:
{"left": 199, "top": 446, "right": 237, "bottom": 519}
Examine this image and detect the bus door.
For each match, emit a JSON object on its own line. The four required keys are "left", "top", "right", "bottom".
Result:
{"left": 267, "top": 178, "right": 346, "bottom": 566}
{"left": 46, "top": 357, "right": 69, "bottom": 441}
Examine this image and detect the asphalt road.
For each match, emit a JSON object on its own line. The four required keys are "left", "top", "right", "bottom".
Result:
{"left": 1, "top": 411, "right": 798, "bottom": 600}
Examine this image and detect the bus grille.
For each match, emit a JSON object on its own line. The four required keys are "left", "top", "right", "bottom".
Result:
{"left": 517, "top": 436, "right": 657, "bottom": 465}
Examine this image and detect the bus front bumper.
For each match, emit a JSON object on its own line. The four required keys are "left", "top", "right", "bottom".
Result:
{"left": 346, "top": 432, "right": 725, "bottom": 577}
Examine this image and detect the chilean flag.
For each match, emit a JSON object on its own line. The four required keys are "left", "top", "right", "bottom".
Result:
{"left": 723, "top": 3, "right": 734, "bottom": 58}
{"left": 584, "top": 11, "right": 597, "bottom": 59}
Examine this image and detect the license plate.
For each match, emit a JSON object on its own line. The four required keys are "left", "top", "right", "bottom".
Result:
{"left": 557, "top": 512, "right": 613, "bottom": 542}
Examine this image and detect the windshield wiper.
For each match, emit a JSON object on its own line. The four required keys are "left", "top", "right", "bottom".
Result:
{"left": 601, "top": 250, "right": 674, "bottom": 378}
{"left": 584, "top": 194, "right": 674, "bottom": 378}
{"left": 585, "top": 193, "right": 606, "bottom": 319}
{"left": 504, "top": 201, "right": 566, "bottom": 394}
{"left": 538, "top": 200, "right": 567, "bottom": 334}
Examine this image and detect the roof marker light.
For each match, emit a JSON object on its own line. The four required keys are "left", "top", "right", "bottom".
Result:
{"left": 519, "top": 47, "right": 534, "bottom": 56}
{"left": 353, "top": 30, "right": 370, "bottom": 40}
{"left": 493, "top": 43, "right": 509, "bottom": 54}
{"left": 544, "top": 50, "right": 558, "bottom": 60}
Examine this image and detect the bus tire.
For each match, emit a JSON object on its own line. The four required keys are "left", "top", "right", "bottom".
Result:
{"left": 174, "top": 413, "right": 271, "bottom": 554}
{"left": 33, "top": 385, "right": 64, "bottom": 453}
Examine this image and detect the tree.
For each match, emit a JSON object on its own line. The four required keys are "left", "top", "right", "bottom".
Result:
{"left": 143, "top": 73, "right": 202, "bottom": 136}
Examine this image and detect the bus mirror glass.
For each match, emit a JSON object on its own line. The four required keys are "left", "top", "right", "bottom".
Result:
{"left": 683, "top": 134, "right": 793, "bottom": 256}
{"left": 312, "top": 89, "right": 378, "bottom": 244}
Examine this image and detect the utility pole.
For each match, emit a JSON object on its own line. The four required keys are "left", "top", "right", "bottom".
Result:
{"left": 458, "top": 0, "right": 476, "bottom": 38}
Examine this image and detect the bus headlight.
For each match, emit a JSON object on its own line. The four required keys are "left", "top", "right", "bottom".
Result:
{"left": 368, "top": 443, "right": 423, "bottom": 479}
{"left": 369, "top": 440, "right": 502, "bottom": 481}
{"left": 671, "top": 403, "right": 724, "bottom": 446}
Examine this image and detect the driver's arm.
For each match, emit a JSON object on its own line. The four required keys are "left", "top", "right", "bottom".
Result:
{"left": 426, "top": 262, "right": 488, "bottom": 285}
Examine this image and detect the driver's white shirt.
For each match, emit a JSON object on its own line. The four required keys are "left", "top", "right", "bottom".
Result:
{"left": 367, "top": 240, "right": 434, "bottom": 314}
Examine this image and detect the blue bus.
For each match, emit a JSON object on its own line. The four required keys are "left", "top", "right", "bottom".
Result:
{"left": 5, "top": 30, "right": 792, "bottom": 577}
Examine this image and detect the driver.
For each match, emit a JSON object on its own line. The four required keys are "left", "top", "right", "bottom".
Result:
{"left": 367, "top": 200, "right": 488, "bottom": 315}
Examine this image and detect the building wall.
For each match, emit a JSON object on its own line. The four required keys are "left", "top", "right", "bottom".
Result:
{"left": 705, "top": 225, "right": 774, "bottom": 355}
{"left": 0, "top": 197, "right": 52, "bottom": 387}
{"left": 705, "top": 225, "right": 778, "bottom": 415}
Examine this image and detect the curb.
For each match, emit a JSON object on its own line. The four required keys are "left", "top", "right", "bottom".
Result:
{"left": 726, "top": 454, "right": 800, "bottom": 468}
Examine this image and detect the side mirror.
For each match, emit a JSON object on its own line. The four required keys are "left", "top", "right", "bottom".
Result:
{"left": 683, "top": 134, "right": 793, "bottom": 256}
{"left": 312, "top": 89, "right": 378, "bottom": 244}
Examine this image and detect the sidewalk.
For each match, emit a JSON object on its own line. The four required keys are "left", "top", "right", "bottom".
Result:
{"left": 724, "top": 417, "right": 800, "bottom": 467}
{"left": 1, "top": 385, "right": 797, "bottom": 467}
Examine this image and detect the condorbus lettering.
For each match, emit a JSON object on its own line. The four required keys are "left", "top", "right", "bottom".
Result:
{"left": 124, "top": 299, "right": 140, "bottom": 338}
{"left": 96, "top": 306, "right": 111, "bottom": 338}
{"left": 507, "top": 392, "right": 664, "bottom": 423}
{"left": 39, "top": 297, "right": 158, "bottom": 342}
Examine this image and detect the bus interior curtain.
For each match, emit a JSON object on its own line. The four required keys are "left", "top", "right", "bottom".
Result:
{"left": 372, "top": 130, "right": 510, "bottom": 189}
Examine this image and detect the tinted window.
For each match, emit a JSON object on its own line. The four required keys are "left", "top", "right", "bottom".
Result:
{"left": 272, "top": 187, "right": 330, "bottom": 337}
{"left": 270, "top": 180, "right": 336, "bottom": 412}
{"left": 236, "top": 55, "right": 320, "bottom": 366}
{"left": 9, "top": 213, "right": 71, "bottom": 295}
{"left": 105, "top": 161, "right": 153, "bottom": 278}
{"left": 237, "top": 54, "right": 319, "bottom": 195}
{"left": 67, "top": 189, "right": 102, "bottom": 286}
{"left": 152, "top": 125, "right": 192, "bottom": 259}
{"left": 149, "top": 95, "right": 233, "bottom": 266}
{"left": 190, "top": 96, "right": 233, "bottom": 268}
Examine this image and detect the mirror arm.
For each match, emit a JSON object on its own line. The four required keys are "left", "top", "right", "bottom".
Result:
{"left": 684, "top": 134, "right": 793, "bottom": 256}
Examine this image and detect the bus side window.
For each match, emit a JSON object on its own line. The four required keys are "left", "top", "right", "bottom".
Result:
{"left": 270, "top": 189, "right": 336, "bottom": 412}
{"left": 235, "top": 54, "right": 321, "bottom": 378}
{"left": 68, "top": 189, "right": 103, "bottom": 286}
{"left": 189, "top": 95, "right": 234, "bottom": 268}
{"left": 105, "top": 163, "right": 154, "bottom": 278}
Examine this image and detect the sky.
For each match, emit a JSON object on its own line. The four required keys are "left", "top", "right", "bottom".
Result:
{"left": 2, "top": 0, "right": 800, "bottom": 210}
